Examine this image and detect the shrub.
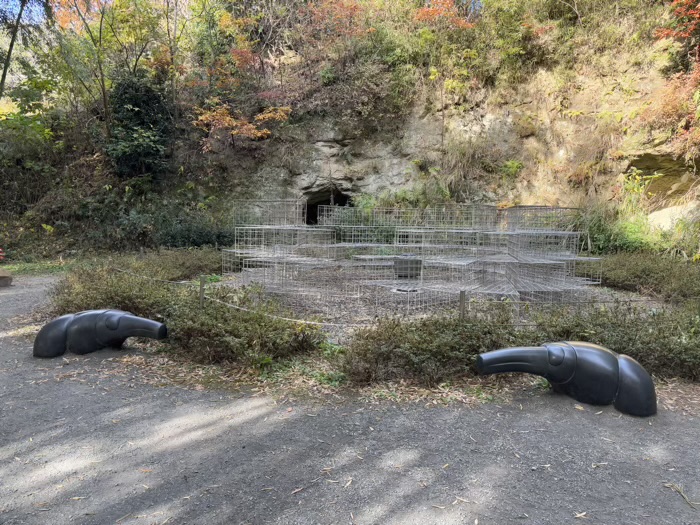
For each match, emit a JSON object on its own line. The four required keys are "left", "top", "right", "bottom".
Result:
{"left": 0, "top": 112, "right": 58, "bottom": 217}
{"left": 111, "top": 249, "right": 222, "bottom": 282}
{"left": 107, "top": 75, "right": 171, "bottom": 177}
{"left": 534, "top": 302, "right": 700, "bottom": 381}
{"left": 344, "top": 301, "right": 700, "bottom": 385}
{"left": 500, "top": 159, "right": 524, "bottom": 179}
{"left": 655, "top": 0, "right": 700, "bottom": 69}
{"left": 574, "top": 200, "right": 667, "bottom": 254}
{"left": 49, "top": 252, "right": 323, "bottom": 367}
{"left": 344, "top": 308, "right": 523, "bottom": 385}
{"left": 168, "top": 287, "right": 323, "bottom": 365}
{"left": 641, "top": 66, "right": 700, "bottom": 160}
{"left": 601, "top": 253, "right": 700, "bottom": 302}
{"left": 155, "top": 210, "right": 237, "bottom": 248}
{"left": 50, "top": 265, "right": 174, "bottom": 319}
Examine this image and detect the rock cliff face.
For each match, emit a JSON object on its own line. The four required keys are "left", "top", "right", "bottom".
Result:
{"left": 223, "top": 41, "right": 697, "bottom": 227}
{"left": 236, "top": 110, "right": 446, "bottom": 205}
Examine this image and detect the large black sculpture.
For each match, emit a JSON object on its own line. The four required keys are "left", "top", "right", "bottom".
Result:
{"left": 476, "top": 341, "right": 656, "bottom": 417}
{"left": 34, "top": 310, "right": 167, "bottom": 358}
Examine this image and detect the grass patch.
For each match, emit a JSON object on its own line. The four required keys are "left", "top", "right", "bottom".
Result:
{"left": 104, "top": 248, "right": 222, "bottom": 282}
{"left": 1, "top": 247, "right": 222, "bottom": 279}
{"left": 3, "top": 259, "right": 77, "bottom": 275}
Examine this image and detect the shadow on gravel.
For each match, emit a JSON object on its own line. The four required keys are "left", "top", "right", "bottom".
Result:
{"left": 2, "top": 364, "right": 700, "bottom": 525}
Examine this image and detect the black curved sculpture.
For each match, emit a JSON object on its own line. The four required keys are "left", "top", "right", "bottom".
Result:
{"left": 476, "top": 341, "right": 656, "bottom": 417}
{"left": 34, "top": 310, "right": 167, "bottom": 358}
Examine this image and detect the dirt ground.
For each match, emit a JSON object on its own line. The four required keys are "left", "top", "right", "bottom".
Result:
{"left": 1, "top": 276, "right": 699, "bottom": 525}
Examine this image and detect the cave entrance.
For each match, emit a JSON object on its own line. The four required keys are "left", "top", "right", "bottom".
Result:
{"left": 306, "top": 190, "right": 351, "bottom": 225}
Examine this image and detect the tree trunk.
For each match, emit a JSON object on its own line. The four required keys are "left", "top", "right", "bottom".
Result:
{"left": 96, "top": 7, "right": 111, "bottom": 138}
{"left": 0, "top": 0, "right": 28, "bottom": 100}
{"left": 171, "top": 0, "right": 178, "bottom": 120}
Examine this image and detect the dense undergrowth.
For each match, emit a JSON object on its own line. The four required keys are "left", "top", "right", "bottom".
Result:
{"left": 48, "top": 249, "right": 700, "bottom": 388}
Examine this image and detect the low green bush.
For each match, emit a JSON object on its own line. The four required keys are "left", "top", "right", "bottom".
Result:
{"left": 167, "top": 287, "right": 324, "bottom": 366}
{"left": 48, "top": 250, "right": 700, "bottom": 385}
{"left": 50, "top": 254, "right": 323, "bottom": 367}
{"left": 344, "top": 302, "right": 700, "bottom": 385}
{"left": 344, "top": 307, "right": 523, "bottom": 385}
{"left": 534, "top": 302, "right": 700, "bottom": 381}
{"left": 602, "top": 253, "right": 700, "bottom": 302}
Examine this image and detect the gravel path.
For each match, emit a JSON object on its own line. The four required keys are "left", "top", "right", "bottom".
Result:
{"left": 1, "top": 276, "right": 700, "bottom": 525}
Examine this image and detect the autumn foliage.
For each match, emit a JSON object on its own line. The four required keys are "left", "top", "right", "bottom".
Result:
{"left": 656, "top": 0, "right": 700, "bottom": 40}
{"left": 194, "top": 102, "right": 291, "bottom": 151}
{"left": 415, "top": 0, "right": 474, "bottom": 30}
{"left": 300, "top": 0, "right": 367, "bottom": 49}
{"left": 305, "top": 0, "right": 363, "bottom": 37}
{"left": 656, "top": 0, "right": 700, "bottom": 60}
{"left": 52, "top": 0, "right": 110, "bottom": 32}
{"left": 645, "top": 1, "right": 700, "bottom": 158}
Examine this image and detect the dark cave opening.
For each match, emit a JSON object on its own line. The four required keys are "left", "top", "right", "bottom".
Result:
{"left": 306, "top": 190, "right": 351, "bottom": 225}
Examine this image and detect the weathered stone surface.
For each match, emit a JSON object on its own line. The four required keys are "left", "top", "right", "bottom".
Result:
{"left": 224, "top": 49, "right": 678, "bottom": 211}
{"left": 648, "top": 201, "right": 700, "bottom": 231}
{"left": 0, "top": 269, "right": 13, "bottom": 288}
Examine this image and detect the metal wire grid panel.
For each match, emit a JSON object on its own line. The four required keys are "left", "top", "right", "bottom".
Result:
{"left": 317, "top": 205, "right": 498, "bottom": 229}
{"left": 233, "top": 256, "right": 461, "bottom": 322}
{"left": 222, "top": 201, "right": 600, "bottom": 322}
{"left": 507, "top": 231, "right": 581, "bottom": 260}
{"left": 500, "top": 205, "right": 579, "bottom": 232}
{"left": 231, "top": 200, "right": 307, "bottom": 226}
{"left": 234, "top": 226, "right": 336, "bottom": 256}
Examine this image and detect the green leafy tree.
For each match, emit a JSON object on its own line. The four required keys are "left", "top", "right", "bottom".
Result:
{"left": 0, "top": 0, "right": 53, "bottom": 99}
{"left": 104, "top": 0, "right": 160, "bottom": 75}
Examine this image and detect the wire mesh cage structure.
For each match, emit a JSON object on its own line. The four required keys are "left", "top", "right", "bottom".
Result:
{"left": 500, "top": 205, "right": 579, "bottom": 232}
{"left": 231, "top": 200, "right": 307, "bottom": 226}
{"left": 318, "top": 204, "right": 498, "bottom": 229}
{"left": 222, "top": 201, "right": 602, "bottom": 322}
